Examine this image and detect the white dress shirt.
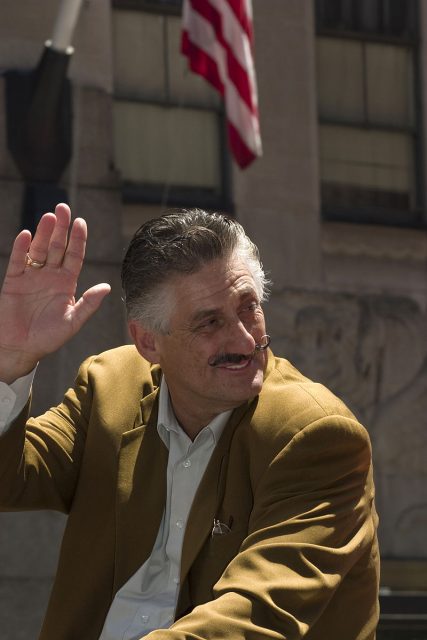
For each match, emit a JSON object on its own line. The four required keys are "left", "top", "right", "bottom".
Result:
{"left": 0, "top": 370, "right": 231, "bottom": 639}
{"left": 0, "top": 369, "right": 35, "bottom": 434}
{"left": 101, "top": 380, "right": 230, "bottom": 639}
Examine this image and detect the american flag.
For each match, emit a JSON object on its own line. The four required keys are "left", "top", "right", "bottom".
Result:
{"left": 181, "top": 0, "right": 262, "bottom": 169}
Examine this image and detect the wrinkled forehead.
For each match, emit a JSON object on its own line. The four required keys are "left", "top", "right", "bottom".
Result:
{"left": 166, "top": 256, "right": 259, "bottom": 321}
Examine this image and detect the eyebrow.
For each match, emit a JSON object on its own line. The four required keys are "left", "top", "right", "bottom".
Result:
{"left": 189, "top": 308, "right": 221, "bottom": 325}
{"left": 188, "top": 287, "right": 259, "bottom": 326}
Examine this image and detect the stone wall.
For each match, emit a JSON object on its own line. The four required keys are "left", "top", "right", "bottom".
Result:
{"left": 266, "top": 288, "right": 427, "bottom": 557}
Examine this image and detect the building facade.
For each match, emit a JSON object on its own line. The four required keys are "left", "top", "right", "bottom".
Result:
{"left": 0, "top": 1, "right": 426, "bottom": 637}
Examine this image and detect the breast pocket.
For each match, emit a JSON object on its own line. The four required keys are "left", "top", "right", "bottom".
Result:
{"left": 208, "top": 519, "right": 248, "bottom": 561}
{"left": 187, "top": 520, "right": 249, "bottom": 606}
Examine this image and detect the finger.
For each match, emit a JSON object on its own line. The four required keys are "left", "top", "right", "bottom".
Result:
{"left": 4, "top": 230, "right": 32, "bottom": 277}
{"left": 71, "top": 284, "right": 111, "bottom": 332}
{"left": 46, "top": 203, "right": 72, "bottom": 267}
{"left": 24, "top": 212, "right": 57, "bottom": 266}
{"left": 62, "top": 218, "right": 87, "bottom": 276}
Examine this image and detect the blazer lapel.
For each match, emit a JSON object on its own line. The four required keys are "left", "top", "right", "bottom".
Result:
{"left": 114, "top": 388, "right": 168, "bottom": 592}
{"left": 180, "top": 401, "right": 253, "bottom": 582}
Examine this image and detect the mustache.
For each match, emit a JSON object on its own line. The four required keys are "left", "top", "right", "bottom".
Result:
{"left": 208, "top": 335, "right": 271, "bottom": 367}
{"left": 208, "top": 352, "right": 251, "bottom": 367}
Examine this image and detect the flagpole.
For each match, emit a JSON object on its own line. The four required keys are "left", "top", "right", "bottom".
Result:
{"left": 50, "top": 0, "right": 85, "bottom": 53}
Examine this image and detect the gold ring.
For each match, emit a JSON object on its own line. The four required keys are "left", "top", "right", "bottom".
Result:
{"left": 25, "top": 253, "right": 46, "bottom": 269}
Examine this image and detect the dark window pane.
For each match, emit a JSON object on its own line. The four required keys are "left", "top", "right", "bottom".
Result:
{"left": 321, "top": 182, "right": 410, "bottom": 212}
{"left": 113, "top": 0, "right": 182, "bottom": 13}
{"left": 383, "top": 0, "right": 417, "bottom": 37}
{"left": 315, "top": 0, "right": 417, "bottom": 37}
{"left": 144, "top": 0, "right": 181, "bottom": 6}
{"left": 316, "top": 0, "right": 345, "bottom": 30}
{"left": 355, "top": 1, "right": 381, "bottom": 33}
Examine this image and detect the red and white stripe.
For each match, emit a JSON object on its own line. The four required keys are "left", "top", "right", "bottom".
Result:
{"left": 181, "top": 0, "right": 262, "bottom": 169}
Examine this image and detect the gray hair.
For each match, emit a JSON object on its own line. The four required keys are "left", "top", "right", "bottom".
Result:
{"left": 121, "top": 209, "right": 270, "bottom": 333}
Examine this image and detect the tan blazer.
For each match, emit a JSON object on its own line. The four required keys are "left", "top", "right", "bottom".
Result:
{"left": 0, "top": 346, "right": 379, "bottom": 639}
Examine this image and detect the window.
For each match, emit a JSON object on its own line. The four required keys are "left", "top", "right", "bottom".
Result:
{"left": 112, "top": 0, "right": 231, "bottom": 210}
{"left": 315, "top": 0, "right": 423, "bottom": 226}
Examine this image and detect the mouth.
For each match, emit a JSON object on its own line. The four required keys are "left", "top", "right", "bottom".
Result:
{"left": 208, "top": 353, "right": 254, "bottom": 369}
{"left": 218, "top": 359, "right": 252, "bottom": 370}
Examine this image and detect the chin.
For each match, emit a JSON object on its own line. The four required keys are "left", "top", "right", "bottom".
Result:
{"left": 229, "top": 380, "right": 263, "bottom": 406}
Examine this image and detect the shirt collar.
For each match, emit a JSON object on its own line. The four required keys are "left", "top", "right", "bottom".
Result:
{"left": 157, "top": 377, "right": 231, "bottom": 446}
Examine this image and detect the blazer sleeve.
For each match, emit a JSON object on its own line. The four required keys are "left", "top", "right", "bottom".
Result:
{"left": 144, "top": 415, "right": 378, "bottom": 639}
{"left": 0, "top": 356, "right": 94, "bottom": 513}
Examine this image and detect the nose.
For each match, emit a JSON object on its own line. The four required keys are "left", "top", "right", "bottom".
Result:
{"left": 225, "top": 320, "right": 256, "bottom": 354}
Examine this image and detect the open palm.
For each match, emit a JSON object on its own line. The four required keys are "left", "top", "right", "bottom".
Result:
{"left": 0, "top": 204, "right": 110, "bottom": 383}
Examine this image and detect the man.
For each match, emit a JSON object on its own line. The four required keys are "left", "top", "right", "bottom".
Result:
{"left": 0, "top": 203, "right": 379, "bottom": 639}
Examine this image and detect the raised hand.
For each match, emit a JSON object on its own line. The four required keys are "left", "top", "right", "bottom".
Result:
{"left": 0, "top": 203, "right": 111, "bottom": 383}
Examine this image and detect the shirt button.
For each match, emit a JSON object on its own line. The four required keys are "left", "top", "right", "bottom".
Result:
{"left": 183, "top": 459, "right": 191, "bottom": 468}
{"left": 173, "top": 577, "right": 180, "bottom": 584}
{"left": 176, "top": 519, "right": 184, "bottom": 529}
{"left": 140, "top": 614, "right": 149, "bottom": 623}
{"left": 2, "top": 397, "right": 11, "bottom": 404}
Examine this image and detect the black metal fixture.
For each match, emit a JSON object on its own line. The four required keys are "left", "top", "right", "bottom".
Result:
{"left": 4, "top": 0, "right": 84, "bottom": 232}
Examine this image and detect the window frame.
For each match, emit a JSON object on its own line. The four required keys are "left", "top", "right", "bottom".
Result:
{"left": 315, "top": 1, "right": 425, "bottom": 228}
{"left": 111, "top": 0, "right": 233, "bottom": 213}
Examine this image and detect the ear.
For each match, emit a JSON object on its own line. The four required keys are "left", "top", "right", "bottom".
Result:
{"left": 128, "top": 320, "right": 161, "bottom": 364}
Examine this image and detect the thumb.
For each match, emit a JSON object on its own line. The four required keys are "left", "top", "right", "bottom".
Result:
{"left": 72, "top": 283, "right": 111, "bottom": 331}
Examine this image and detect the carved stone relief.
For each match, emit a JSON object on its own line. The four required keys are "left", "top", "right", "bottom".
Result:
{"left": 267, "top": 290, "right": 427, "bottom": 558}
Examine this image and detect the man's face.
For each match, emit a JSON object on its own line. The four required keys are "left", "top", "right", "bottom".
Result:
{"left": 133, "top": 254, "right": 268, "bottom": 435}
